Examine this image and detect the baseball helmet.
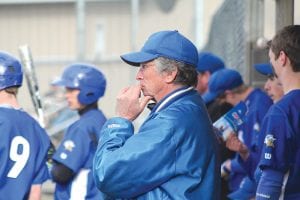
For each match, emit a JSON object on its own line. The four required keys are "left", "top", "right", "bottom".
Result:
{"left": 52, "top": 63, "right": 106, "bottom": 105}
{"left": 0, "top": 51, "right": 23, "bottom": 90}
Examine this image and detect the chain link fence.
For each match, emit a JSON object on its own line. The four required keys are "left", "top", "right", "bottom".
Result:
{"left": 203, "top": 0, "right": 247, "bottom": 77}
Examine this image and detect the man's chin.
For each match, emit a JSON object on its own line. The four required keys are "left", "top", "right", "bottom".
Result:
{"left": 141, "top": 91, "right": 154, "bottom": 99}
{"left": 141, "top": 89, "right": 147, "bottom": 96}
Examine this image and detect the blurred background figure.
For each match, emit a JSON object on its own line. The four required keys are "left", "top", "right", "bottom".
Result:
{"left": 50, "top": 64, "right": 107, "bottom": 200}
{"left": 195, "top": 51, "right": 233, "bottom": 121}
{"left": 203, "top": 68, "right": 272, "bottom": 199}
{"left": 43, "top": 82, "right": 79, "bottom": 146}
{"left": 225, "top": 63, "right": 284, "bottom": 200}
{"left": 196, "top": 51, "right": 225, "bottom": 95}
{"left": 196, "top": 51, "right": 233, "bottom": 199}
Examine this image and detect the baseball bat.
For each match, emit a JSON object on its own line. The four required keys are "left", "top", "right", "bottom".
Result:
{"left": 18, "top": 45, "right": 45, "bottom": 128}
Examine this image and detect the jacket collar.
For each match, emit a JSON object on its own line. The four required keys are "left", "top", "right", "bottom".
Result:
{"left": 151, "top": 86, "right": 194, "bottom": 113}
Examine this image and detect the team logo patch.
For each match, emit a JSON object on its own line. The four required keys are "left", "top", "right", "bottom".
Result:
{"left": 60, "top": 152, "right": 67, "bottom": 159}
{"left": 264, "top": 134, "right": 276, "bottom": 148}
{"left": 63, "top": 140, "right": 75, "bottom": 151}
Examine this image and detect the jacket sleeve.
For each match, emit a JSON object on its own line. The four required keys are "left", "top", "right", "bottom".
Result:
{"left": 256, "top": 168, "right": 284, "bottom": 199}
{"left": 93, "top": 117, "right": 177, "bottom": 198}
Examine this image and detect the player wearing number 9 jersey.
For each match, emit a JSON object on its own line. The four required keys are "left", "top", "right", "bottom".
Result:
{"left": 0, "top": 51, "right": 51, "bottom": 199}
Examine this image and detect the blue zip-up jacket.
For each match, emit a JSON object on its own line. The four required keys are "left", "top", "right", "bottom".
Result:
{"left": 93, "top": 87, "right": 220, "bottom": 200}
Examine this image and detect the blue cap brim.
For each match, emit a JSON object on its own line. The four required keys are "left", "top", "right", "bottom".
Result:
{"left": 51, "top": 79, "right": 65, "bottom": 86}
{"left": 121, "top": 52, "right": 158, "bottom": 66}
{"left": 202, "top": 91, "right": 219, "bottom": 104}
{"left": 254, "top": 63, "right": 273, "bottom": 76}
{"left": 51, "top": 79, "right": 76, "bottom": 88}
{"left": 196, "top": 52, "right": 225, "bottom": 73}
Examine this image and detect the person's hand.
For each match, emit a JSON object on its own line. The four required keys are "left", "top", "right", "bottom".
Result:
{"left": 221, "top": 159, "right": 231, "bottom": 178}
{"left": 226, "top": 133, "right": 249, "bottom": 160}
{"left": 116, "top": 85, "right": 152, "bottom": 121}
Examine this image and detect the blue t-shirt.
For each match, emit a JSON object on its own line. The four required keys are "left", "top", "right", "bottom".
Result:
{"left": 257, "top": 90, "right": 300, "bottom": 199}
{"left": 53, "top": 108, "right": 106, "bottom": 200}
{"left": 0, "top": 106, "right": 51, "bottom": 199}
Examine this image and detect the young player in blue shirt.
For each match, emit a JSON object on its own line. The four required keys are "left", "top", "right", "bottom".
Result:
{"left": 203, "top": 68, "right": 273, "bottom": 199}
{"left": 255, "top": 25, "right": 300, "bottom": 200}
{"left": 224, "top": 63, "right": 284, "bottom": 199}
{"left": 0, "top": 51, "right": 51, "bottom": 200}
{"left": 50, "top": 64, "right": 107, "bottom": 200}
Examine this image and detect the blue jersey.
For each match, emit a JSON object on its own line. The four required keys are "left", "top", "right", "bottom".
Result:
{"left": 0, "top": 106, "right": 51, "bottom": 199}
{"left": 93, "top": 87, "right": 220, "bottom": 200}
{"left": 229, "top": 88, "right": 272, "bottom": 191}
{"left": 53, "top": 108, "right": 106, "bottom": 200}
{"left": 239, "top": 89, "right": 273, "bottom": 154}
{"left": 257, "top": 90, "right": 300, "bottom": 199}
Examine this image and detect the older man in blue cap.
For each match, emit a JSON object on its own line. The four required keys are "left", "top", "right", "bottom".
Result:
{"left": 93, "top": 30, "right": 220, "bottom": 200}
{"left": 203, "top": 68, "right": 272, "bottom": 199}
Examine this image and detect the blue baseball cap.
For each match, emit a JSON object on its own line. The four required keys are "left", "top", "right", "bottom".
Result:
{"left": 196, "top": 52, "right": 225, "bottom": 73}
{"left": 254, "top": 63, "right": 273, "bottom": 76}
{"left": 120, "top": 30, "right": 198, "bottom": 67}
{"left": 202, "top": 68, "right": 244, "bottom": 103}
{"left": 227, "top": 177, "right": 256, "bottom": 199}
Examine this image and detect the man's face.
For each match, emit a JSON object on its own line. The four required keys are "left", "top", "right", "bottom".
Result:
{"left": 135, "top": 61, "right": 166, "bottom": 101}
{"left": 264, "top": 76, "right": 284, "bottom": 103}
{"left": 196, "top": 71, "right": 210, "bottom": 95}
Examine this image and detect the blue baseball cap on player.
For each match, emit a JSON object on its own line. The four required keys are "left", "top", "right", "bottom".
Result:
{"left": 196, "top": 52, "right": 225, "bottom": 73}
{"left": 121, "top": 30, "right": 198, "bottom": 67}
{"left": 202, "top": 68, "right": 244, "bottom": 103}
{"left": 254, "top": 63, "right": 273, "bottom": 76}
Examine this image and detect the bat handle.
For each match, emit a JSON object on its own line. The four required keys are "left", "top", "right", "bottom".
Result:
{"left": 37, "top": 108, "right": 45, "bottom": 128}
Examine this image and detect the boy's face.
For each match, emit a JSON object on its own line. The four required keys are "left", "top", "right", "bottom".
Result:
{"left": 264, "top": 75, "right": 284, "bottom": 103}
{"left": 65, "top": 88, "right": 84, "bottom": 110}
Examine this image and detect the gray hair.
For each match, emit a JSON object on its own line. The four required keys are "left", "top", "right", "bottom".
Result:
{"left": 4, "top": 86, "right": 19, "bottom": 95}
{"left": 154, "top": 57, "right": 198, "bottom": 87}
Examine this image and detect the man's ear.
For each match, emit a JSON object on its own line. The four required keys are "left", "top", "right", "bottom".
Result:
{"left": 164, "top": 69, "right": 178, "bottom": 83}
{"left": 279, "top": 50, "right": 288, "bottom": 66}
